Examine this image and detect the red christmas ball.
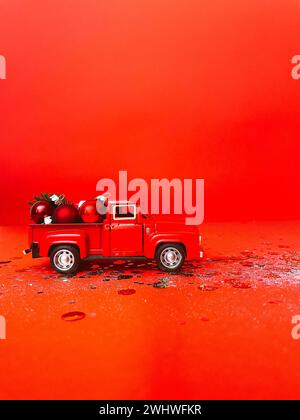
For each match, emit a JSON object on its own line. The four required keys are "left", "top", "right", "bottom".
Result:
{"left": 53, "top": 204, "right": 79, "bottom": 223}
{"left": 31, "top": 200, "right": 54, "bottom": 224}
{"left": 79, "top": 200, "right": 101, "bottom": 223}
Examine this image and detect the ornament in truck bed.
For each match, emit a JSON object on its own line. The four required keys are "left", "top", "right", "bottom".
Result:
{"left": 24, "top": 194, "right": 204, "bottom": 274}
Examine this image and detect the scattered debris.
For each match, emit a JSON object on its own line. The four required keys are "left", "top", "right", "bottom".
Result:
{"left": 153, "top": 277, "right": 170, "bottom": 288}
{"left": 231, "top": 281, "right": 252, "bottom": 289}
{"left": 117, "top": 274, "right": 133, "bottom": 280}
{"left": 199, "top": 284, "right": 219, "bottom": 291}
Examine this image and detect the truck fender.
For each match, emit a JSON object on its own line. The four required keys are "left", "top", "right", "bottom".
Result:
{"left": 144, "top": 234, "right": 187, "bottom": 259}
{"left": 43, "top": 231, "right": 88, "bottom": 259}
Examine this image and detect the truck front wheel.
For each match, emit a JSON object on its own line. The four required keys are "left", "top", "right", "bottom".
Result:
{"left": 155, "top": 243, "right": 185, "bottom": 272}
{"left": 50, "top": 245, "right": 80, "bottom": 274}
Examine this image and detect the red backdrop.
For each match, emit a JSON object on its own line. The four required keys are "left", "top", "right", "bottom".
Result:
{"left": 1, "top": 0, "right": 300, "bottom": 224}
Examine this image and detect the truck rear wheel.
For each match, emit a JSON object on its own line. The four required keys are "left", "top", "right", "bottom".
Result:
{"left": 50, "top": 245, "right": 80, "bottom": 274}
{"left": 155, "top": 243, "right": 185, "bottom": 272}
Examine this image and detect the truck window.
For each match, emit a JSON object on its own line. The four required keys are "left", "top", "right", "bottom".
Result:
{"left": 113, "top": 204, "right": 136, "bottom": 221}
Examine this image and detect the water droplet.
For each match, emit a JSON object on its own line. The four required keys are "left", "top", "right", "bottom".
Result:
{"left": 61, "top": 311, "right": 86, "bottom": 321}
{"left": 118, "top": 289, "right": 136, "bottom": 295}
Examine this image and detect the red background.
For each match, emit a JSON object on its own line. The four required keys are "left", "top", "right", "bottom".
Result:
{"left": 0, "top": 0, "right": 300, "bottom": 225}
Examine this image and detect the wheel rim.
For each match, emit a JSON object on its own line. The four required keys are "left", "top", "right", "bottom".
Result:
{"left": 53, "top": 249, "right": 75, "bottom": 271}
{"left": 160, "top": 247, "right": 182, "bottom": 269}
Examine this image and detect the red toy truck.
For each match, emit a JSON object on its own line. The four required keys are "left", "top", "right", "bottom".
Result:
{"left": 24, "top": 201, "right": 203, "bottom": 274}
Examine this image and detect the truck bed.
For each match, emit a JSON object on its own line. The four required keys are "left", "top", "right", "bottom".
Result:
{"left": 29, "top": 223, "right": 104, "bottom": 257}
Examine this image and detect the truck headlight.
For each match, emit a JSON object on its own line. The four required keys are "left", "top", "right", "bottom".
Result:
{"left": 199, "top": 234, "right": 202, "bottom": 245}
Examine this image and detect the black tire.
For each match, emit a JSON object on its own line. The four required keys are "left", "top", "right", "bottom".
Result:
{"left": 155, "top": 243, "right": 185, "bottom": 272}
{"left": 50, "top": 245, "right": 80, "bottom": 274}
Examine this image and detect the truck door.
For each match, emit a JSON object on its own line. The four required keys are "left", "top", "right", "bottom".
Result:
{"left": 109, "top": 203, "right": 143, "bottom": 256}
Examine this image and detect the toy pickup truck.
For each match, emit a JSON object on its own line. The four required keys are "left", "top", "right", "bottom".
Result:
{"left": 24, "top": 201, "right": 203, "bottom": 274}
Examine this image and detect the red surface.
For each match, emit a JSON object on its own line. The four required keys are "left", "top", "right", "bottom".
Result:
{"left": 1, "top": 222, "right": 300, "bottom": 399}
{"left": 1, "top": 0, "right": 300, "bottom": 224}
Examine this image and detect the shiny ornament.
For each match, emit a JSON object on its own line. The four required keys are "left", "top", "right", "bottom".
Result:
{"left": 53, "top": 204, "right": 78, "bottom": 223}
{"left": 30, "top": 200, "right": 54, "bottom": 224}
{"left": 79, "top": 200, "right": 101, "bottom": 223}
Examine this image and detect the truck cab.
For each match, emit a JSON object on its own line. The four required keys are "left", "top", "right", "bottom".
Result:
{"left": 26, "top": 201, "right": 203, "bottom": 274}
